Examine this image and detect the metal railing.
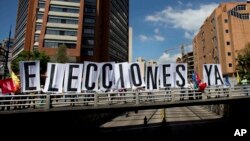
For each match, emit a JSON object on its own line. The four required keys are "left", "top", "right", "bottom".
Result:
{"left": 0, "top": 85, "right": 249, "bottom": 111}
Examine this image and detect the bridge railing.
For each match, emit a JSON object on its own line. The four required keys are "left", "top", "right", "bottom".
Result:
{"left": 0, "top": 85, "right": 249, "bottom": 111}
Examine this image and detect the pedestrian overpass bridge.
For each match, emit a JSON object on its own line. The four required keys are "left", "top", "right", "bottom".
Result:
{"left": 0, "top": 85, "right": 250, "bottom": 114}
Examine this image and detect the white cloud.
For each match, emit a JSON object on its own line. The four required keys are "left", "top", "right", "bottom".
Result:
{"left": 139, "top": 35, "right": 151, "bottom": 42}
{"left": 184, "top": 31, "right": 193, "bottom": 39}
{"left": 154, "top": 28, "right": 160, "bottom": 34}
{"left": 145, "top": 3, "right": 218, "bottom": 39}
{"left": 186, "top": 3, "right": 193, "bottom": 7}
{"left": 184, "top": 44, "right": 193, "bottom": 52}
{"left": 178, "top": 1, "right": 183, "bottom": 5}
{"left": 154, "top": 35, "right": 165, "bottom": 41}
{"left": 158, "top": 53, "right": 182, "bottom": 63}
{"left": 139, "top": 33, "right": 165, "bottom": 42}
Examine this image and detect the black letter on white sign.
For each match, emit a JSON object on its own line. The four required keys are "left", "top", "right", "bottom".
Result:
{"left": 85, "top": 63, "right": 98, "bottom": 90}
{"left": 102, "top": 64, "right": 113, "bottom": 89}
{"left": 146, "top": 66, "right": 158, "bottom": 90}
{"left": 119, "top": 64, "right": 125, "bottom": 88}
{"left": 67, "top": 65, "right": 79, "bottom": 91}
{"left": 162, "top": 64, "right": 171, "bottom": 87}
{"left": 130, "top": 64, "right": 142, "bottom": 87}
{"left": 176, "top": 64, "right": 185, "bottom": 87}
{"left": 48, "top": 64, "right": 58, "bottom": 92}
{"left": 214, "top": 65, "right": 224, "bottom": 85}
{"left": 24, "top": 62, "right": 36, "bottom": 90}
{"left": 204, "top": 65, "right": 213, "bottom": 86}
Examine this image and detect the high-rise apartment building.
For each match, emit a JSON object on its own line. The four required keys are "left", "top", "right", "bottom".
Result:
{"left": 193, "top": 1, "right": 250, "bottom": 79}
{"left": 13, "top": 0, "right": 129, "bottom": 62}
{"left": 136, "top": 57, "right": 146, "bottom": 78}
{"left": 182, "top": 52, "right": 194, "bottom": 80}
{"left": 129, "top": 27, "right": 132, "bottom": 63}
{"left": 147, "top": 60, "right": 157, "bottom": 67}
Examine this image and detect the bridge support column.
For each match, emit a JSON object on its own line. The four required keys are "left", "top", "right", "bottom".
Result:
{"left": 94, "top": 93, "right": 98, "bottom": 107}
{"left": 136, "top": 92, "right": 139, "bottom": 105}
{"left": 228, "top": 88, "right": 232, "bottom": 97}
{"left": 171, "top": 91, "right": 175, "bottom": 102}
{"left": 45, "top": 94, "right": 51, "bottom": 110}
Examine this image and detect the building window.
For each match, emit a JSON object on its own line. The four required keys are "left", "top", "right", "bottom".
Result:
{"left": 83, "top": 28, "right": 95, "bottom": 34}
{"left": 44, "top": 40, "right": 76, "bottom": 48}
{"left": 225, "top": 29, "right": 229, "bottom": 33}
{"left": 224, "top": 19, "right": 228, "bottom": 23}
{"left": 82, "top": 49, "right": 94, "bottom": 56}
{"left": 241, "top": 13, "right": 250, "bottom": 19}
{"left": 48, "top": 16, "right": 78, "bottom": 24}
{"left": 84, "top": 17, "right": 95, "bottom": 24}
{"left": 237, "top": 4, "right": 246, "bottom": 11}
{"left": 50, "top": 6, "right": 79, "bottom": 13}
{"left": 202, "top": 39, "right": 205, "bottom": 47}
{"left": 46, "top": 28, "right": 77, "bottom": 36}
{"left": 37, "top": 13, "right": 44, "bottom": 19}
{"left": 228, "top": 52, "right": 231, "bottom": 56}
{"left": 83, "top": 38, "right": 94, "bottom": 46}
{"left": 229, "top": 63, "right": 233, "bottom": 67}
{"left": 226, "top": 41, "right": 230, "bottom": 45}
{"left": 52, "top": 0, "right": 80, "bottom": 3}
{"left": 36, "top": 24, "right": 42, "bottom": 30}
{"left": 38, "top": 2, "right": 45, "bottom": 8}
{"left": 34, "top": 35, "right": 39, "bottom": 42}
{"left": 85, "top": 7, "right": 96, "bottom": 14}
{"left": 85, "top": 0, "right": 96, "bottom": 4}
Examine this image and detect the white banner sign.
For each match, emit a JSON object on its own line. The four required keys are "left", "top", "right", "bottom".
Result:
{"left": 19, "top": 61, "right": 226, "bottom": 92}
{"left": 175, "top": 63, "right": 188, "bottom": 88}
{"left": 19, "top": 61, "right": 41, "bottom": 93}
{"left": 130, "top": 63, "right": 145, "bottom": 89}
{"left": 100, "top": 62, "right": 115, "bottom": 91}
{"left": 115, "top": 62, "right": 131, "bottom": 89}
{"left": 82, "top": 61, "right": 101, "bottom": 91}
{"left": 203, "top": 64, "right": 224, "bottom": 86}
{"left": 64, "top": 63, "right": 83, "bottom": 93}
{"left": 158, "top": 64, "right": 175, "bottom": 88}
{"left": 145, "top": 65, "right": 159, "bottom": 90}
{"left": 44, "top": 63, "right": 66, "bottom": 93}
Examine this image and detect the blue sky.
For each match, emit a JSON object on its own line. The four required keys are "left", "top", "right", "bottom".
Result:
{"left": 0, "top": 0, "right": 244, "bottom": 62}
{"left": 0, "top": 0, "right": 18, "bottom": 41}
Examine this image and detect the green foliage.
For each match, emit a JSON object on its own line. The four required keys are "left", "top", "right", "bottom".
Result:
{"left": 11, "top": 50, "right": 50, "bottom": 74}
{"left": 54, "top": 44, "right": 69, "bottom": 63}
{"left": 236, "top": 43, "right": 250, "bottom": 80}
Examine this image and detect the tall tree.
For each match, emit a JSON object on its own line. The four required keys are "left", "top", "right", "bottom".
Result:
{"left": 11, "top": 50, "right": 50, "bottom": 74}
{"left": 55, "top": 44, "right": 69, "bottom": 63}
{"left": 236, "top": 43, "right": 250, "bottom": 80}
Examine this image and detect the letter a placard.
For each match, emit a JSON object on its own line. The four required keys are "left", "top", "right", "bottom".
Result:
{"left": 203, "top": 64, "right": 224, "bottom": 86}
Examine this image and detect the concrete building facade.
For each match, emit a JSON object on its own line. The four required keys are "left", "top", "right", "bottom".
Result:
{"left": 193, "top": 1, "right": 250, "bottom": 79}
{"left": 129, "top": 27, "right": 132, "bottom": 63}
{"left": 182, "top": 52, "right": 194, "bottom": 80}
{"left": 13, "top": 0, "right": 129, "bottom": 62}
{"left": 136, "top": 57, "right": 146, "bottom": 79}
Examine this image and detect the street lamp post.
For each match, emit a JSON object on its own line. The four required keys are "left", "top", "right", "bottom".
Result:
{"left": 3, "top": 26, "right": 12, "bottom": 79}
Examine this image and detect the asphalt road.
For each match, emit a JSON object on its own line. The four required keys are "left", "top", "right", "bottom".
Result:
{"left": 101, "top": 106, "right": 221, "bottom": 128}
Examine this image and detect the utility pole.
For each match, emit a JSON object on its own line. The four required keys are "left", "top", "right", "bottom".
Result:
{"left": 3, "top": 25, "right": 11, "bottom": 79}
{"left": 180, "top": 44, "right": 185, "bottom": 58}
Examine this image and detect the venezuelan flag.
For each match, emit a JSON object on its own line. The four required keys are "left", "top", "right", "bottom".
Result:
{"left": 10, "top": 71, "right": 20, "bottom": 92}
{"left": 236, "top": 72, "right": 241, "bottom": 84}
